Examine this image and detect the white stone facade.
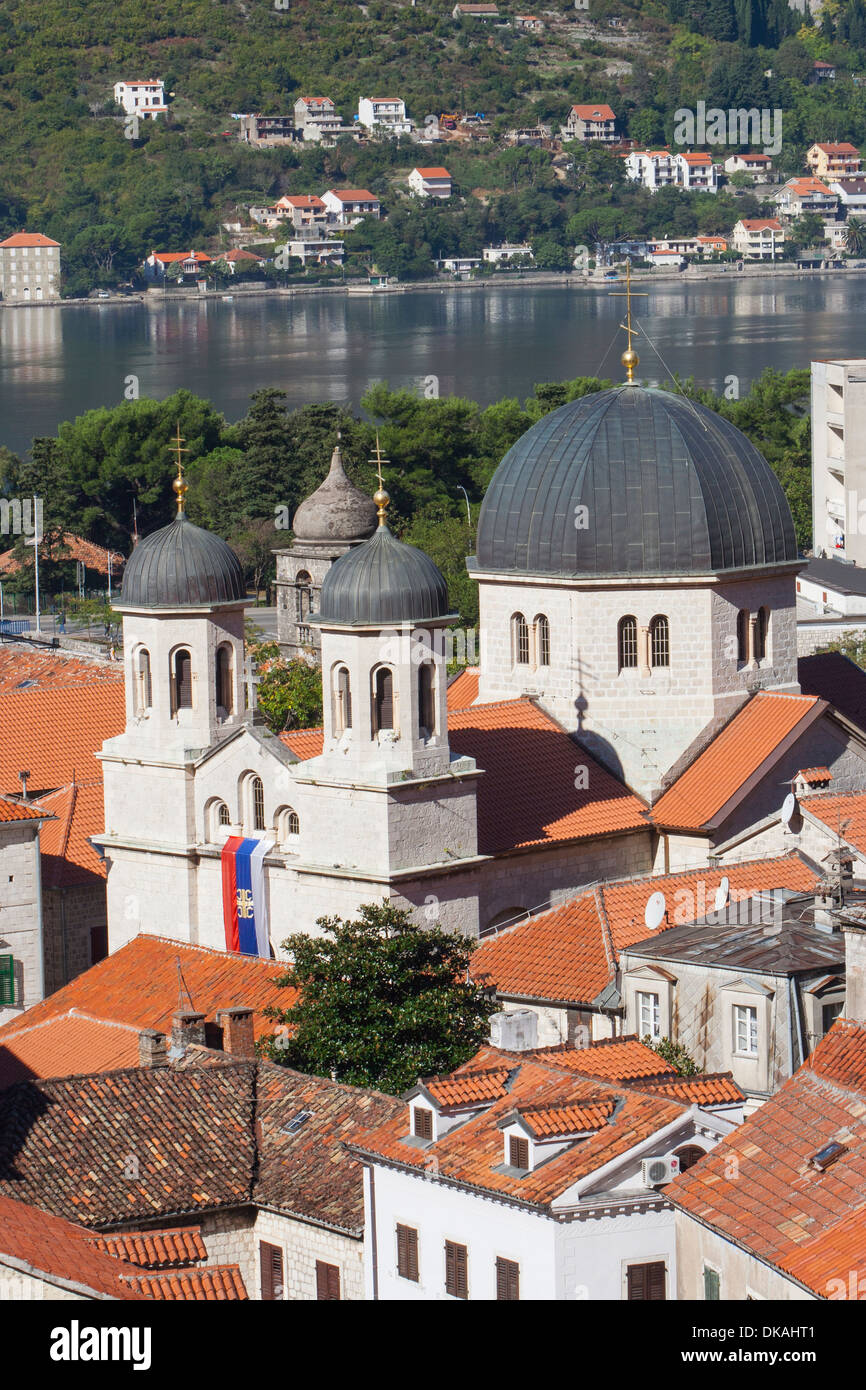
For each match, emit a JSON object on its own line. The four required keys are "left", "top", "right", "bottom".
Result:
{"left": 0, "top": 821, "right": 45, "bottom": 1027}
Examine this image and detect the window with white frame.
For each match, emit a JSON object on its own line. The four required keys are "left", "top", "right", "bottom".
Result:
{"left": 637, "top": 990, "right": 661, "bottom": 1040}
{"left": 733, "top": 1004, "right": 758, "bottom": 1055}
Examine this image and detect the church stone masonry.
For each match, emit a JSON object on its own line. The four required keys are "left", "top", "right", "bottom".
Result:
{"left": 98, "top": 341, "right": 814, "bottom": 960}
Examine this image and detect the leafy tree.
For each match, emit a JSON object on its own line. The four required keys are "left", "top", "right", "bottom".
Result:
{"left": 249, "top": 639, "right": 323, "bottom": 733}
{"left": 845, "top": 218, "right": 866, "bottom": 255}
{"left": 259, "top": 901, "right": 498, "bottom": 1093}
{"left": 644, "top": 1035, "right": 699, "bottom": 1075}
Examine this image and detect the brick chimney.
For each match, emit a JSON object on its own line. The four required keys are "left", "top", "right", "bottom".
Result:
{"left": 170, "top": 1010, "right": 207, "bottom": 1057}
{"left": 216, "top": 1005, "right": 255, "bottom": 1060}
{"left": 138, "top": 1029, "right": 168, "bottom": 1068}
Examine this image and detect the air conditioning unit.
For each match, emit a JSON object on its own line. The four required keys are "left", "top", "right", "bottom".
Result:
{"left": 642, "top": 1155, "right": 680, "bottom": 1187}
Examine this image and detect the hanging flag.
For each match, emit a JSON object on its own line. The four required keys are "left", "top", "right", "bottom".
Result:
{"left": 221, "top": 836, "right": 272, "bottom": 957}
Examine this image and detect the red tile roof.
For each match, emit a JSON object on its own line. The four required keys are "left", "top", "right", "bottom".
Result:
{"left": 651, "top": 692, "right": 823, "bottom": 830}
{"left": 516, "top": 1098, "right": 617, "bottom": 1136}
{"left": 152, "top": 250, "right": 211, "bottom": 264}
{"left": 446, "top": 666, "right": 480, "bottom": 709}
{"left": 0, "top": 644, "right": 121, "bottom": 692}
{"left": 90, "top": 1226, "right": 208, "bottom": 1268}
{"left": 354, "top": 1049, "right": 688, "bottom": 1208}
{"left": 641, "top": 1072, "right": 744, "bottom": 1105}
{"left": 813, "top": 142, "right": 859, "bottom": 155}
{"left": 0, "top": 533, "right": 124, "bottom": 578}
{"left": 802, "top": 791, "right": 866, "bottom": 857}
{"left": 0, "top": 1192, "right": 146, "bottom": 1298}
{"left": 0, "top": 795, "right": 45, "bottom": 823}
{"left": 413, "top": 167, "right": 451, "bottom": 178}
{"left": 670, "top": 1019, "right": 866, "bottom": 1298}
{"left": 785, "top": 177, "right": 833, "bottom": 195}
{"left": 325, "top": 188, "right": 378, "bottom": 202}
{"left": 34, "top": 780, "right": 106, "bottom": 885}
{"left": 536, "top": 1036, "right": 673, "bottom": 1081}
{"left": 0, "top": 935, "right": 294, "bottom": 1086}
{"left": 739, "top": 218, "right": 783, "bottom": 230}
{"left": 0, "top": 680, "right": 124, "bottom": 795}
{"left": 571, "top": 104, "right": 615, "bottom": 120}
{"left": 123, "top": 1265, "right": 248, "bottom": 1300}
{"left": 471, "top": 853, "right": 818, "bottom": 1007}
{"left": 0, "top": 232, "right": 60, "bottom": 248}
{"left": 283, "top": 697, "right": 649, "bottom": 854}
{"left": 425, "top": 1066, "right": 512, "bottom": 1108}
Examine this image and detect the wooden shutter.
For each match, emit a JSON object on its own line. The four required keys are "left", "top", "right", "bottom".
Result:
{"left": 0, "top": 955, "right": 14, "bottom": 1006}
{"left": 175, "top": 650, "right": 192, "bottom": 710}
{"left": 509, "top": 1134, "right": 529, "bottom": 1170}
{"left": 396, "top": 1224, "right": 419, "bottom": 1281}
{"left": 627, "top": 1261, "right": 666, "bottom": 1301}
{"left": 413, "top": 1106, "right": 433, "bottom": 1140}
{"left": 260, "top": 1241, "right": 283, "bottom": 1300}
{"left": 316, "top": 1261, "right": 341, "bottom": 1301}
{"left": 496, "top": 1257, "right": 519, "bottom": 1301}
{"left": 703, "top": 1266, "right": 720, "bottom": 1301}
{"left": 375, "top": 668, "right": 394, "bottom": 730}
{"left": 445, "top": 1241, "right": 468, "bottom": 1299}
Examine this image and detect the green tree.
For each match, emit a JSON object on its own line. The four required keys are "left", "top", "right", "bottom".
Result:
{"left": 644, "top": 1035, "right": 699, "bottom": 1075}
{"left": 250, "top": 639, "right": 323, "bottom": 733}
{"left": 259, "top": 901, "right": 497, "bottom": 1093}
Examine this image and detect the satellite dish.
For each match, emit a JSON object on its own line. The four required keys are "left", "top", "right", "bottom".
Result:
{"left": 781, "top": 793, "right": 797, "bottom": 827}
{"left": 644, "top": 891, "right": 666, "bottom": 931}
{"left": 714, "top": 876, "right": 730, "bottom": 912}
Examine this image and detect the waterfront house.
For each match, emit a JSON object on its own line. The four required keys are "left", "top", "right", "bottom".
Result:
{"left": 731, "top": 218, "right": 784, "bottom": 258}
{"left": 143, "top": 250, "right": 212, "bottom": 283}
{"left": 0, "top": 232, "right": 61, "bottom": 303}
{"left": 320, "top": 189, "right": 381, "bottom": 225}
{"left": 775, "top": 177, "right": 837, "bottom": 219}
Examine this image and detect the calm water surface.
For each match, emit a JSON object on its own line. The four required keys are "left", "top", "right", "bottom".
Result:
{"left": 0, "top": 276, "right": 863, "bottom": 457}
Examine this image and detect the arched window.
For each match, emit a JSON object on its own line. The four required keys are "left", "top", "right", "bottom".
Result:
{"left": 373, "top": 667, "right": 395, "bottom": 734}
{"left": 295, "top": 570, "right": 312, "bottom": 621}
{"left": 756, "top": 606, "right": 769, "bottom": 662}
{"left": 207, "top": 799, "right": 231, "bottom": 841}
{"left": 512, "top": 613, "right": 529, "bottom": 666}
{"left": 173, "top": 648, "right": 193, "bottom": 712}
{"left": 650, "top": 615, "right": 669, "bottom": 668}
{"left": 618, "top": 615, "right": 638, "bottom": 671}
{"left": 333, "top": 665, "right": 352, "bottom": 733}
{"left": 252, "top": 776, "right": 265, "bottom": 831}
{"left": 535, "top": 614, "right": 550, "bottom": 666}
{"left": 215, "top": 644, "right": 233, "bottom": 715}
{"left": 418, "top": 662, "right": 435, "bottom": 736}
{"left": 218, "top": 802, "right": 231, "bottom": 826}
{"left": 137, "top": 648, "right": 152, "bottom": 712}
{"left": 736, "top": 609, "right": 749, "bottom": 664}
{"left": 276, "top": 806, "right": 300, "bottom": 843}
{"left": 675, "top": 1144, "right": 706, "bottom": 1173}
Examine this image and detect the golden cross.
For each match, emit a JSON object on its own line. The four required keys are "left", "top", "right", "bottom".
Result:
{"left": 170, "top": 423, "right": 190, "bottom": 514}
{"left": 370, "top": 432, "right": 390, "bottom": 525}
{"left": 609, "top": 262, "right": 648, "bottom": 384}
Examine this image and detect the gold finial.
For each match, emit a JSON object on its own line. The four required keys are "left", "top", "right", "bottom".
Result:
{"left": 170, "top": 423, "right": 189, "bottom": 515}
{"left": 609, "top": 262, "right": 648, "bottom": 385}
{"left": 370, "top": 432, "right": 390, "bottom": 526}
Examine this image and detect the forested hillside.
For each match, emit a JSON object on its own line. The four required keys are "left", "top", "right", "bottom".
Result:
{"left": 2, "top": 0, "right": 866, "bottom": 290}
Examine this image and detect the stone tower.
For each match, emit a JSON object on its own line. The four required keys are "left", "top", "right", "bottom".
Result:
{"left": 274, "top": 440, "right": 377, "bottom": 660}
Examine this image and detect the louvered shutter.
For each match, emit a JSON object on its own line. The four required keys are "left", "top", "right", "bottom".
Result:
{"left": 316, "top": 1261, "right": 341, "bottom": 1300}
{"left": 260, "top": 1242, "right": 283, "bottom": 1300}
{"left": 509, "top": 1135, "right": 529, "bottom": 1169}
{"left": 496, "top": 1257, "right": 519, "bottom": 1301}
{"left": 445, "top": 1242, "right": 467, "bottom": 1299}
{"left": 397, "top": 1224, "right": 418, "bottom": 1281}
{"left": 0, "top": 955, "right": 14, "bottom": 1006}
{"left": 628, "top": 1261, "right": 666, "bottom": 1301}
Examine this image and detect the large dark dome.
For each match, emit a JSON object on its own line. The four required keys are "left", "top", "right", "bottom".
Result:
{"left": 121, "top": 514, "right": 246, "bottom": 608}
{"left": 314, "top": 524, "right": 451, "bottom": 626}
{"left": 474, "top": 387, "right": 799, "bottom": 578}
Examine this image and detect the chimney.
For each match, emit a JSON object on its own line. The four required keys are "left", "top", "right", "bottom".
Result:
{"left": 843, "top": 921, "right": 866, "bottom": 1024}
{"left": 170, "top": 1010, "right": 206, "bottom": 1057}
{"left": 216, "top": 1005, "right": 255, "bottom": 1060}
{"left": 489, "top": 1008, "right": 538, "bottom": 1053}
{"left": 138, "top": 1029, "right": 168, "bottom": 1068}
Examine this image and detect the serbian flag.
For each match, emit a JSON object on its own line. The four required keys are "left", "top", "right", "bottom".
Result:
{"left": 221, "top": 836, "right": 272, "bottom": 957}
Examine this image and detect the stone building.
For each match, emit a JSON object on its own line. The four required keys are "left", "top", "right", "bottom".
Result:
{"left": 274, "top": 441, "right": 377, "bottom": 658}
{"left": 0, "top": 800, "right": 51, "bottom": 1027}
{"left": 0, "top": 232, "right": 61, "bottom": 303}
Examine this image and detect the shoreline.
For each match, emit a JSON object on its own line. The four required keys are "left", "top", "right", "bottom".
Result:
{"left": 4, "top": 262, "right": 866, "bottom": 311}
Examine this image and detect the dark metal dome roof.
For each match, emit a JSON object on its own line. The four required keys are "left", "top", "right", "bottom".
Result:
{"left": 314, "top": 524, "right": 451, "bottom": 626}
{"left": 474, "top": 387, "right": 799, "bottom": 578}
{"left": 120, "top": 514, "right": 246, "bottom": 608}
{"left": 292, "top": 443, "right": 378, "bottom": 544}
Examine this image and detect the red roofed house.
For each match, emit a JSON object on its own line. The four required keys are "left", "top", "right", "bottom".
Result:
{"left": 670, "top": 922, "right": 866, "bottom": 1298}
{"left": 272, "top": 193, "right": 329, "bottom": 231}
{"left": 723, "top": 151, "right": 772, "bottom": 180}
{"left": 806, "top": 141, "right": 862, "bottom": 181}
{"left": 408, "top": 166, "right": 452, "bottom": 198}
{"left": 564, "top": 104, "right": 617, "bottom": 143}
{"left": 351, "top": 1015, "right": 742, "bottom": 1300}
{"left": 731, "top": 217, "right": 784, "bottom": 258}
{"left": 775, "top": 176, "right": 837, "bottom": 219}
{"left": 143, "top": 250, "right": 212, "bottom": 283}
{"left": 320, "top": 188, "right": 381, "bottom": 225}
{"left": 0, "top": 232, "right": 61, "bottom": 303}
{"left": 673, "top": 150, "right": 718, "bottom": 193}
{"left": 214, "top": 248, "right": 266, "bottom": 275}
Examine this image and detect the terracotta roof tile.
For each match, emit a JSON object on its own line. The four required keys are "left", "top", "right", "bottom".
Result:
{"left": 571, "top": 104, "right": 615, "bottom": 119}
{"left": 651, "top": 692, "right": 823, "bottom": 830}
{"left": 0, "top": 232, "right": 60, "bottom": 248}
{"left": 798, "top": 766, "right": 831, "bottom": 783}
{"left": 0, "top": 795, "right": 45, "bottom": 823}
{"left": 0, "top": 534, "right": 124, "bottom": 578}
{"left": 0, "top": 681, "right": 124, "bottom": 796}
{"left": 0, "top": 1012, "right": 141, "bottom": 1089}
{"left": 425, "top": 1066, "right": 512, "bottom": 1107}
{"left": 0, "top": 1192, "right": 146, "bottom": 1298}
{"left": 90, "top": 1225, "right": 208, "bottom": 1268}
{"left": 641, "top": 1072, "right": 745, "bottom": 1105}
{"left": 471, "top": 854, "right": 818, "bottom": 1006}
{"left": 536, "top": 1036, "right": 675, "bottom": 1081}
{"left": 123, "top": 1264, "right": 248, "bottom": 1300}
{"left": 33, "top": 780, "right": 106, "bottom": 885}
{"left": 515, "top": 1098, "right": 616, "bottom": 1136}
{"left": 0, "top": 644, "right": 121, "bottom": 692}
{"left": 802, "top": 791, "right": 866, "bottom": 857}
{"left": 446, "top": 666, "right": 480, "bottom": 709}
{"left": 670, "top": 1018, "right": 866, "bottom": 1297}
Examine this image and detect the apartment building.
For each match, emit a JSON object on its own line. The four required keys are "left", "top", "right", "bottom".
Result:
{"left": 731, "top": 218, "right": 784, "bottom": 259}
{"left": 775, "top": 177, "right": 837, "bottom": 218}
{"left": 563, "top": 103, "right": 617, "bottom": 143}
{"left": 811, "top": 357, "right": 866, "bottom": 566}
{"left": 0, "top": 232, "right": 61, "bottom": 303}
{"left": 113, "top": 79, "right": 167, "bottom": 119}
{"left": 806, "top": 142, "right": 862, "bottom": 181}
{"left": 357, "top": 97, "right": 411, "bottom": 137}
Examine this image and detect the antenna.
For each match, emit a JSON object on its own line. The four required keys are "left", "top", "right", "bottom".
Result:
{"left": 644, "top": 890, "right": 666, "bottom": 931}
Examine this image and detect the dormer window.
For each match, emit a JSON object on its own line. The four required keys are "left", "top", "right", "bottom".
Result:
{"left": 508, "top": 1134, "right": 529, "bottom": 1170}
{"left": 413, "top": 1105, "right": 433, "bottom": 1140}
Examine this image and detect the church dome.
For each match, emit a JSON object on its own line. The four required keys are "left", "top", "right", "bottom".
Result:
{"left": 121, "top": 513, "right": 246, "bottom": 608}
{"left": 474, "top": 387, "right": 799, "bottom": 578}
{"left": 314, "top": 523, "right": 451, "bottom": 626}
{"left": 292, "top": 443, "right": 378, "bottom": 543}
